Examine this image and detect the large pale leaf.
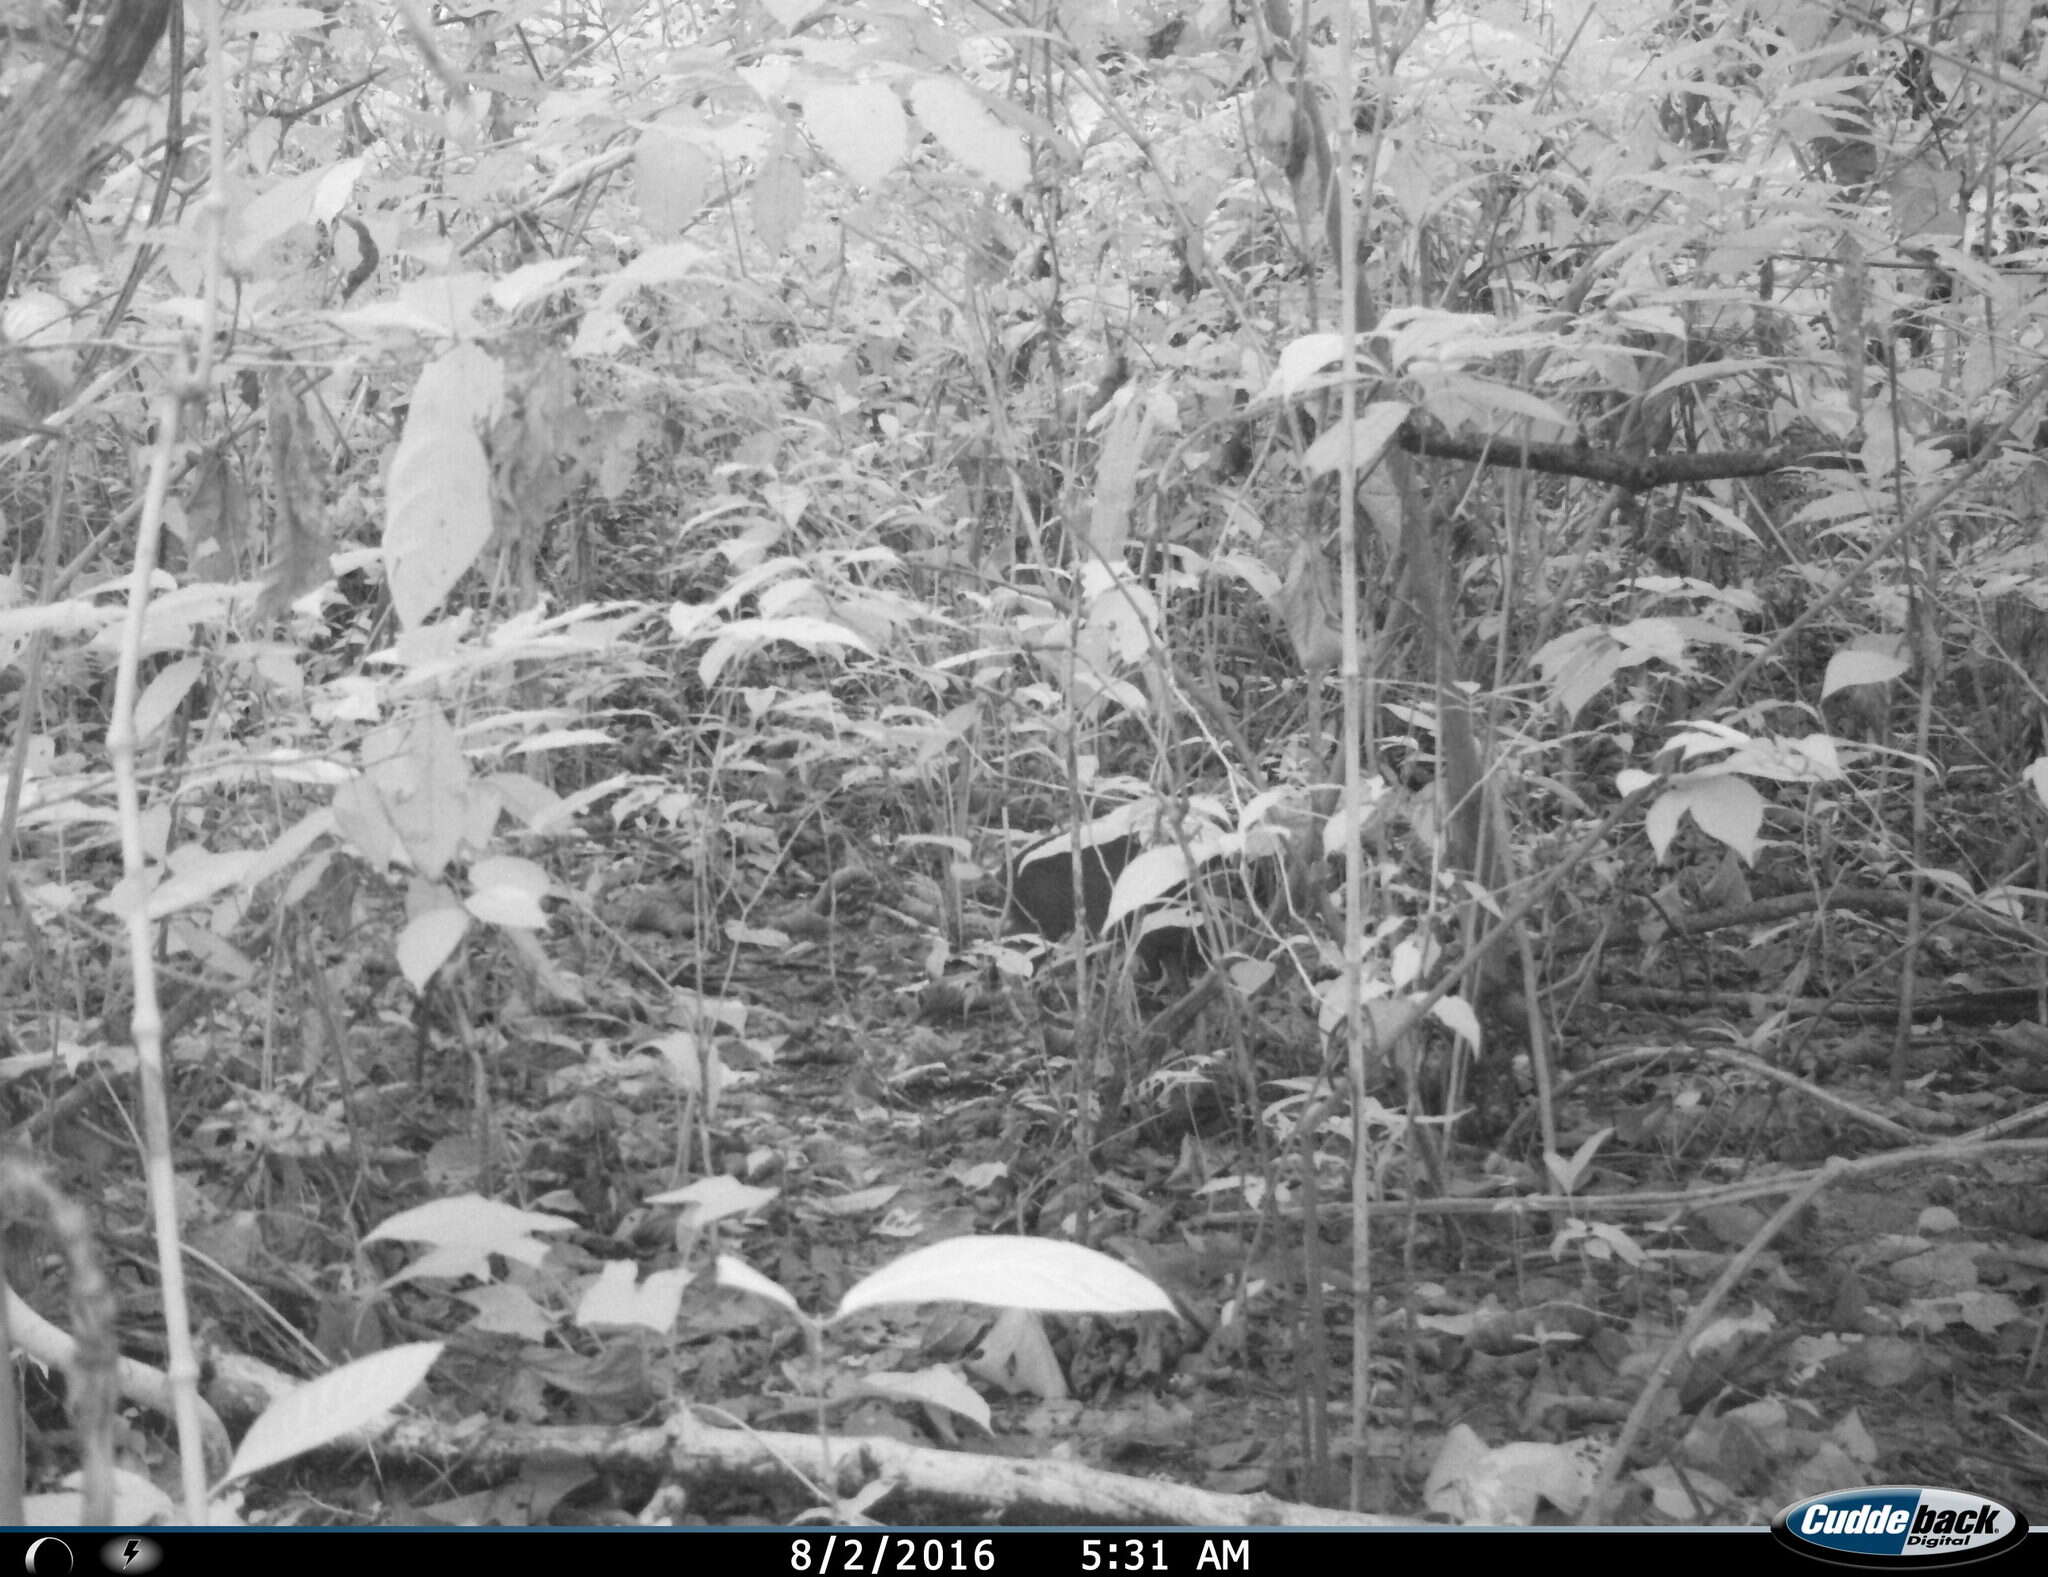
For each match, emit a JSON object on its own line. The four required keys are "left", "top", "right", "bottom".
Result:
{"left": 223, "top": 1343, "right": 442, "bottom": 1485}
{"left": 1430, "top": 993, "right": 1481, "bottom": 1053}
{"left": 647, "top": 1175, "right": 776, "bottom": 1222}
{"left": 805, "top": 82, "right": 906, "bottom": 188}
{"left": 232, "top": 157, "right": 364, "bottom": 269}
{"left": 465, "top": 855, "right": 552, "bottom": 930}
{"left": 133, "top": 655, "right": 205, "bottom": 745}
{"left": 1271, "top": 332, "right": 1347, "bottom": 395}
{"left": 1302, "top": 400, "right": 1411, "bottom": 476}
{"left": 383, "top": 345, "right": 503, "bottom": 629}
{"left": 2024, "top": 759, "right": 2048, "bottom": 812}
{"left": 635, "top": 135, "right": 713, "bottom": 236}
{"left": 835, "top": 1237, "right": 1176, "bottom": 1319}
{"left": 908, "top": 76, "right": 1027, "bottom": 192}
{"left": 752, "top": 149, "right": 803, "bottom": 253}
{"left": 697, "top": 615, "right": 875, "bottom": 685}
{"left": 1102, "top": 845, "right": 1195, "bottom": 928}
{"left": 365, "top": 1194, "right": 575, "bottom": 1280}
{"left": 1822, "top": 639, "right": 1909, "bottom": 698}
{"left": 856, "top": 1366, "right": 991, "bottom": 1431}
{"left": 575, "top": 1261, "right": 690, "bottom": 1333}
{"left": 1647, "top": 773, "right": 1764, "bottom": 863}
{"left": 141, "top": 845, "right": 259, "bottom": 921}
{"left": 396, "top": 905, "right": 469, "bottom": 991}
{"left": 716, "top": 1254, "right": 804, "bottom": 1319}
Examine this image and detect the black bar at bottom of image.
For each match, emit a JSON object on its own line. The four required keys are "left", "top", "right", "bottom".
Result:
{"left": 13, "top": 1525, "right": 2040, "bottom": 1577}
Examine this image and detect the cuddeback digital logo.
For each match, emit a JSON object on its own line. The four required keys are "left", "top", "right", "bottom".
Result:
{"left": 1770, "top": 1486, "right": 2030, "bottom": 1567}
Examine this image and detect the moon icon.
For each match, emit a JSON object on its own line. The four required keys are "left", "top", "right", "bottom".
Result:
{"left": 23, "top": 1539, "right": 73, "bottom": 1577}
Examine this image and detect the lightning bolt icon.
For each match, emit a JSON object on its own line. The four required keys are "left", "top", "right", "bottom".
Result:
{"left": 121, "top": 1543, "right": 138, "bottom": 1569}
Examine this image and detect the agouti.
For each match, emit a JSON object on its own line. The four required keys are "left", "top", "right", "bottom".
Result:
{"left": 1005, "top": 832, "right": 1203, "bottom": 985}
